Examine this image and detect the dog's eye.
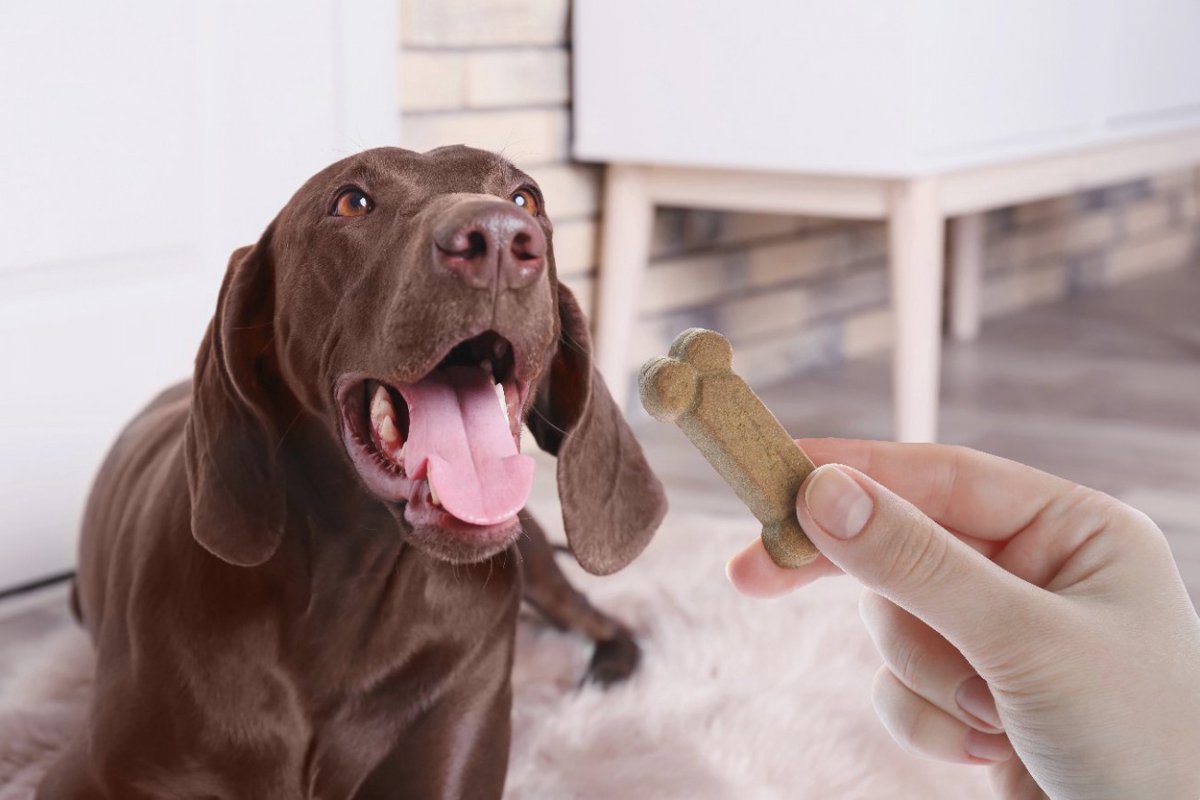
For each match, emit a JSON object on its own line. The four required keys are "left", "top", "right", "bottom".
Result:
{"left": 511, "top": 188, "right": 540, "bottom": 216}
{"left": 332, "top": 188, "right": 374, "bottom": 217}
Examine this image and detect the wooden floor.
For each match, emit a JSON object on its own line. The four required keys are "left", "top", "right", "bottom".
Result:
{"left": 3, "top": 265, "right": 1199, "bottom": 680}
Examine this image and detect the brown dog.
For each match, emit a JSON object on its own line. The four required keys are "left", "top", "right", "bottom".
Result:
{"left": 37, "top": 146, "right": 667, "bottom": 799}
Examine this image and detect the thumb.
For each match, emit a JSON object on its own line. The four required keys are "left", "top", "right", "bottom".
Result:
{"left": 798, "top": 463, "right": 1040, "bottom": 659}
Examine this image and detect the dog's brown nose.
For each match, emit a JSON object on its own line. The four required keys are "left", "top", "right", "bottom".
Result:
{"left": 434, "top": 200, "right": 547, "bottom": 291}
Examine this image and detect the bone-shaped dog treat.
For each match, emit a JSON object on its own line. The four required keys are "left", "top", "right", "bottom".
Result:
{"left": 639, "top": 328, "right": 819, "bottom": 568}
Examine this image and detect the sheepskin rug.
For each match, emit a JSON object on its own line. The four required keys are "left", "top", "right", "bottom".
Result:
{"left": 0, "top": 511, "right": 992, "bottom": 798}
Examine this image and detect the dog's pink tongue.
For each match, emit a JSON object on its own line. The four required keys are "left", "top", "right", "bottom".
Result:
{"left": 401, "top": 366, "right": 533, "bottom": 526}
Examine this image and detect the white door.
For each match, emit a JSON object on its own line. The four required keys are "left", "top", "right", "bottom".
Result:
{"left": 0, "top": 0, "right": 397, "bottom": 591}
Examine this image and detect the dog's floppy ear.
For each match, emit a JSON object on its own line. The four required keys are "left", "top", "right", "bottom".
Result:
{"left": 184, "top": 228, "right": 286, "bottom": 567}
{"left": 526, "top": 282, "right": 667, "bottom": 575}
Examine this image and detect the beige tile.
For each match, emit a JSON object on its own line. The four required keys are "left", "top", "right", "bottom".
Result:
{"left": 649, "top": 210, "right": 808, "bottom": 257}
{"left": 1180, "top": 188, "right": 1199, "bottom": 222}
{"left": 560, "top": 273, "right": 593, "bottom": 319}
{"left": 639, "top": 251, "right": 740, "bottom": 314}
{"left": 982, "top": 264, "right": 1069, "bottom": 318}
{"left": 552, "top": 218, "right": 598, "bottom": 279}
{"left": 401, "top": 0, "right": 569, "bottom": 47}
{"left": 627, "top": 318, "right": 678, "bottom": 371}
{"left": 730, "top": 325, "right": 840, "bottom": 387}
{"left": 1151, "top": 169, "right": 1197, "bottom": 193}
{"left": 842, "top": 222, "right": 888, "bottom": 264}
{"left": 718, "top": 212, "right": 806, "bottom": 242}
{"left": 398, "top": 51, "right": 466, "bottom": 112}
{"left": 744, "top": 233, "right": 841, "bottom": 288}
{"left": 843, "top": 306, "right": 894, "bottom": 359}
{"left": 988, "top": 210, "right": 1117, "bottom": 268}
{"left": 1013, "top": 196, "right": 1075, "bottom": 225}
{"left": 716, "top": 287, "right": 813, "bottom": 341}
{"left": 401, "top": 108, "right": 569, "bottom": 167}
{"left": 533, "top": 163, "right": 602, "bottom": 220}
{"left": 729, "top": 335, "right": 810, "bottom": 388}
{"left": 1107, "top": 229, "right": 1197, "bottom": 282}
{"left": 1121, "top": 196, "right": 1174, "bottom": 239}
{"left": 465, "top": 49, "right": 569, "bottom": 108}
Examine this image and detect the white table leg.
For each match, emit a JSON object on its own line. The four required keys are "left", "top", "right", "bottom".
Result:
{"left": 887, "top": 178, "right": 945, "bottom": 443}
{"left": 948, "top": 212, "right": 985, "bottom": 342}
{"left": 594, "top": 164, "right": 653, "bottom": 409}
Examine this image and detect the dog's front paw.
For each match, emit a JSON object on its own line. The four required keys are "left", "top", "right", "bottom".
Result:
{"left": 584, "top": 629, "right": 641, "bottom": 687}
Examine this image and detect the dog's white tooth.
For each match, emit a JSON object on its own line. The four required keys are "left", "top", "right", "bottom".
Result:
{"left": 397, "top": 443, "right": 406, "bottom": 461}
{"left": 377, "top": 414, "right": 400, "bottom": 445}
{"left": 369, "top": 384, "right": 393, "bottom": 423}
{"left": 493, "top": 339, "right": 507, "bottom": 359}
{"left": 479, "top": 359, "right": 492, "bottom": 374}
{"left": 495, "top": 381, "right": 507, "bottom": 415}
{"left": 429, "top": 482, "right": 441, "bottom": 507}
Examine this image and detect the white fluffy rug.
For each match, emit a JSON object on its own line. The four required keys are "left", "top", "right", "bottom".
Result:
{"left": 0, "top": 511, "right": 991, "bottom": 799}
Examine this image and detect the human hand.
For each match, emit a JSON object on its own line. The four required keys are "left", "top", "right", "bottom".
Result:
{"left": 726, "top": 439, "right": 1200, "bottom": 800}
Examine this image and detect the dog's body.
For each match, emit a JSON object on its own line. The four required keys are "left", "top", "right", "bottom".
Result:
{"left": 38, "top": 147, "right": 666, "bottom": 799}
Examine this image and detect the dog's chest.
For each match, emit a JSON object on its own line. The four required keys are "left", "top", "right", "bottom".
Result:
{"left": 289, "top": 554, "right": 521, "bottom": 795}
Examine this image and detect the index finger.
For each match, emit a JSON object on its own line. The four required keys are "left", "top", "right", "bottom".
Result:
{"left": 796, "top": 438, "right": 1076, "bottom": 542}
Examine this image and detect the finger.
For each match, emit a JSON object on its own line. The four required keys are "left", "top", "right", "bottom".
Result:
{"left": 726, "top": 538, "right": 840, "bottom": 598}
{"left": 797, "top": 463, "right": 1053, "bottom": 659}
{"left": 989, "top": 485, "right": 1162, "bottom": 592}
{"left": 872, "top": 667, "right": 1015, "bottom": 765}
{"left": 801, "top": 440, "right": 1150, "bottom": 595}
{"left": 795, "top": 438, "right": 1075, "bottom": 542}
{"left": 990, "top": 758, "right": 1051, "bottom": 800}
{"left": 859, "top": 591, "right": 1003, "bottom": 733}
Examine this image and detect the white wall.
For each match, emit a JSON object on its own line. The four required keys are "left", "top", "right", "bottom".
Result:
{"left": 0, "top": 0, "right": 397, "bottom": 590}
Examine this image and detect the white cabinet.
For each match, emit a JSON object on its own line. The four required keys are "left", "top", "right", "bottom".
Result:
{"left": 573, "top": 0, "right": 1200, "bottom": 444}
{"left": 0, "top": 0, "right": 397, "bottom": 591}
{"left": 574, "top": 0, "right": 1200, "bottom": 176}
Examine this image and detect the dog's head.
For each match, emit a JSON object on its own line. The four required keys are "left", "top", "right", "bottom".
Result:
{"left": 184, "top": 146, "right": 666, "bottom": 573}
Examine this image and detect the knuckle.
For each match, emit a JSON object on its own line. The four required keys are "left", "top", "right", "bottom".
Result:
{"left": 857, "top": 589, "right": 886, "bottom": 627}
{"left": 1106, "top": 498, "right": 1163, "bottom": 542}
{"left": 861, "top": 595, "right": 928, "bottom": 689}
{"left": 887, "top": 632, "right": 927, "bottom": 690}
{"left": 1053, "top": 484, "right": 1163, "bottom": 548}
{"left": 1121, "top": 504, "right": 1157, "bottom": 533}
{"left": 891, "top": 706, "right": 926, "bottom": 756}
{"left": 1055, "top": 484, "right": 1117, "bottom": 528}
{"left": 875, "top": 510, "right": 950, "bottom": 597}
{"left": 871, "top": 668, "right": 923, "bottom": 757}
{"left": 931, "top": 445, "right": 968, "bottom": 519}
{"left": 899, "top": 708, "right": 935, "bottom": 757}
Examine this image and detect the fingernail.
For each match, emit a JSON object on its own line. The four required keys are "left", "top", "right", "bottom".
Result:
{"left": 956, "top": 675, "right": 1003, "bottom": 731}
{"left": 803, "top": 465, "right": 872, "bottom": 540}
{"left": 965, "top": 729, "right": 1013, "bottom": 763}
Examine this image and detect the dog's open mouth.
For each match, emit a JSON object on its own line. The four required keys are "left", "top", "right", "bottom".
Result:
{"left": 337, "top": 331, "right": 534, "bottom": 536}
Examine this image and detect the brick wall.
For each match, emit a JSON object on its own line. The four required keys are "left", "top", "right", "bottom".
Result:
{"left": 399, "top": 0, "right": 1200, "bottom": 401}
{"left": 632, "top": 174, "right": 1200, "bottom": 394}
{"left": 399, "top": 0, "right": 600, "bottom": 318}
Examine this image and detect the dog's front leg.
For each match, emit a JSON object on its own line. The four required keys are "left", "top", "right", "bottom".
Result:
{"left": 351, "top": 678, "right": 513, "bottom": 799}
{"left": 517, "top": 510, "right": 641, "bottom": 686}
